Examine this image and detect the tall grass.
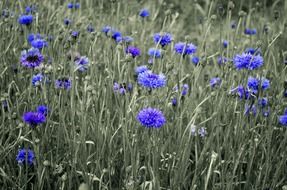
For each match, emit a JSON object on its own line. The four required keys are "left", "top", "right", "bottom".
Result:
{"left": 0, "top": 0, "right": 287, "bottom": 189}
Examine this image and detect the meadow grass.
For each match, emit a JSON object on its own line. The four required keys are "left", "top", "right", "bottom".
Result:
{"left": 0, "top": 0, "right": 287, "bottom": 189}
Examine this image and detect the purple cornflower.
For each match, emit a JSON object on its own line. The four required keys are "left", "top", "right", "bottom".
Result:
{"left": 210, "top": 77, "right": 221, "bottom": 88}
{"left": 37, "top": 105, "right": 49, "bottom": 116}
{"left": 148, "top": 48, "right": 161, "bottom": 58}
{"left": 233, "top": 53, "right": 264, "bottom": 70}
{"left": 223, "top": 40, "right": 228, "bottom": 48}
{"left": 174, "top": 84, "right": 189, "bottom": 96}
{"left": 18, "top": 14, "right": 33, "bottom": 25}
{"left": 198, "top": 127, "right": 207, "bottom": 137}
{"left": 139, "top": 9, "right": 150, "bottom": 17}
{"left": 171, "top": 97, "right": 177, "bottom": 106}
{"left": 153, "top": 33, "right": 172, "bottom": 47}
{"left": 217, "top": 56, "right": 228, "bottom": 65}
{"left": 20, "top": 48, "right": 44, "bottom": 69}
{"left": 27, "top": 33, "right": 48, "bottom": 49}
{"left": 258, "top": 97, "right": 268, "bottom": 107}
{"left": 244, "top": 104, "right": 257, "bottom": 116}
{"left": 64, "top": 18, "right": 71, "bottom": 25}
{"left": 22, "top": 111, "right": 46, "bottom": 127}
{"left": 71, "top": 31, "right": 79, "bottom": 38}
{"left": 261, "top": 78, "right": 270, "bottom": 90}
{"left": 16, "top": 148, "right": 35, "bottom": 165}
{"left": 102, "top": 25, "right": 112, "bottom": 34}
{"left": 126, "top": 46, "right": 141, "bottom": 58}
{"left": 67, "top": 3, "right": 74, "bottom": 9}
{"left": 247, "top": 77, "right": 260, "bottom": 93}
{"left": 244, "top": 28, "right": 257, "bottom": 35}
{"left": 174, "top": 42, "right": 197, "bottom": 55}
{"left": 55, "top": 78, "right": 72, "bottom": 90}
{"left": 137, "top": 108, "right": 166, "bottom": 128}
{"left": 111, "top": 30, "right": 122, "bottom": 40}
{"left": 191, "top": 56, "right": 200, "bottom": 65}
{"left": 87, "top": 24, "right": 95, "bottom": 33}
{"left": 279, "top": 109, "right": 287, "bottom": 126}
{"left": 32, "top": 73, "right": 44, "bottom": 86}
{"left": 74, "top": 56, "right": 89, "bottom": 71}
{"left": 137, "top": 71, "right": 166, "bottom": 89}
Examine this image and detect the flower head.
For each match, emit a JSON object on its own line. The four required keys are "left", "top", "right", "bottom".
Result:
{"left": 148, "top": 48, "right": 161, "bottom": 58}
{"left": 137, "top": 71, "right": 166, "bottom": 89}
{"left": 75, "top": 56, "right": 89, "bottom": 72}
{"left": 139, "top": 9, "right": 150, "bottom": 17}
{"left": 244, "top": 28, "right": 257, "bottom": 35}
{"left": 233, "top": 53, "right": 264, "bottom": 70}
{"left": 16, "top": 148, "right": 35, "bottom": 165}
{"left": 191, "top": 56, "right": 200, "bottom": 65}
{"left": 126, "top": 46, "right": 141, "bottom": 58}
{"left": 102, "top": 25, "right": 112, "bottom": 34}
{"left": 87, "top": 24, "right": 95, "bottom": 33}
{"left": 18, "top": 14, "right": 33, "bottom": 25}
{"left": 279, "top": 109, "right": 287, "bottom": 126}
{"left": 174, "top": 42, "right": 197, "bottom": 55}
{"left": 20, "top": 48, "right": 44, "bottom": 69}
{"left": 32, "top": 73, "right": 44, "bottom": 86}
{"left": 137, "top": 108, "right": 166, "bottom": 128}
{"left": 223, "top": 40, "right": 228, "bottom": 48}
{"left": 247, "top": 77, "right": 260, "bottom": 93}
{"left": 55, "top": 78, "right": 72, "bottom": 90}
{"left": 22, "top": 112, "right": 46, "bottom": 127}
{"left": 37, "top": 105, "right": 49, "bottom": 116}
{"left": 153, "top": 33, "right": 172, "bottom": 47}
{"left": 210, "top": 77, "right": 221, "bottom": 88}
{"left": 261, "top": 78, "right": 270, "bottom": 90}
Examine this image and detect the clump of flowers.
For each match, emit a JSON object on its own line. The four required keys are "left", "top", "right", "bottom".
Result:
{"left": 190, "top": 125, "right": 207, "bottom": 137}
{"left": 137, "top": 108, "right": 166, "bottom": 128}
{"left": 27, "top": 33, "right": 48, "bottom": 49}
{"left": 113, "top": 82, "right": 133, "bottom": 95}
{"left": 244, "top": 28, "right": 257, "bottom": 35}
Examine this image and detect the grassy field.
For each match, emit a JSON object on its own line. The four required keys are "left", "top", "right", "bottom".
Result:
{"left": 1, "top": 0, "right": 287, "bottom": 189}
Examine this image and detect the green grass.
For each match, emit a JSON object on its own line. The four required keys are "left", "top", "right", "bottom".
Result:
{"left": 0, "top": 0, "right": 287, "bottom": 189}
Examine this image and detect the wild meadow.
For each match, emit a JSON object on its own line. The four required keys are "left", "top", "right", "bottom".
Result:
{"left": 0, "top": 0, "right": 287, "bottom": 189}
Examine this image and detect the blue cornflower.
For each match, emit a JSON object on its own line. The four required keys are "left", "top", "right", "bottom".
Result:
{"left": 126, "top": 46, "right": 141, "bottom": 58}
{"left": 245, "top": 48, "right": 261, "bottom": 55}
{"left": 148, "top": 48, "right": 161, "bottom": 58}
{"left": 174, "top": 84, "right": 189, "bottom": 96}
{"left": 67, "top": 3, "right": 74, "bottom": 9}
{"left": 31, "top": 39, "right": 48, "bottom": 49}
{"left": 27, "top": 33, "right": 42, "bottom": 43}
{"left": 139, "top": 9, "right": 150, "bottom": 17}
{"left": 247, "top": 77, "right": 260, "bottom": 93}
{"left": 244, "top": 104, "right": 257, "bottom": 116}
{"left": 153, "top": 33, "right": 172, "bottom": 47}
{"left": 55, "top": 78, "right": 72, "bottom": 90}
{"left": 191, "top": 56, "right": 200, "bottom": 65}
{"left": 210, "top": 77, "right": 221, "bottom": 88}
{"left": 137, "top": 71, "right": 166, "bottom": 89}
{"left": 75, "top": 3, "right": 80, "bottom": 9}
{"left": 75, "top": 56, "right": 89, "bottom": 71}
{"left": 127, "top": 83, "right": 133, "bottom": 92}
{"left": 18, "top": 14, "right": 33, "bottom": 25}
{"left": 261, "top": 78, "right": 270, "bottom": 90}
{"left": 174, "top": 42, "right": 197, "bottom": 55}
{"left": 71, "top": 31, "right": 79, "bottom": 38}
{"left": 37, "top": 105, "right": 49, "bottom": 116}
{"left": 22, "top": 111, "right": 46, "bottom": 127}
{"left": 198, "top": 127, "right": 207, "bottom": 137}
{"left": 217, "top": 56, "right": 228, "bottom": 65}
{"left": 258, "top": 97, "right": 268, "bottom": 107}
{"left": 244, "top": 28, "right": 257, "bottom": 35}
{"left": 16, "top": 148, "right": 35, "bottom": 165}
{"left": 233, "top": 53, "right": 264, "bottom": 70}
{"left": 171, "top": 97, "right": 177, "bottom": 106}
{"left": 137, "top": 107, "right": 166, "bottom": 128}
{"left": 223, "top": 40, "right": 228, "bottom": 48}
{"left": 233, "top": 85, "right": 252, "bottom": 99}
{"left": 87, "top": 24, "right": 95, "bottom": 33}
{"left": 135, "top": 65, "right": 150, "bottom": 75}
{"left": 279, "top": 109, "right": 287, "bottom": 126}
{"left": 64, "top": 18, "right": 71, "bottom": 25}
{"left": 25, "top": 6, "right": 32, "bottom": 13}
{"left": 122, "top": 36, "right": 134, "bottom": 43}
{"left": 102, "top": 25, "right": 112, "bottom": 34}
{"left": 111, "top": 30, "right": 122, "bottom": 40}
{"left": 32, "top": 73, "right": 44, "bottom": 86}
{"left": 20, "top": 48, "right": 44, "bottom": 69}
